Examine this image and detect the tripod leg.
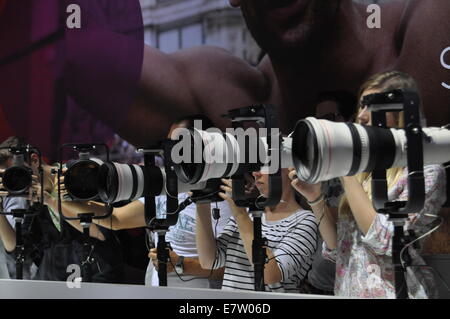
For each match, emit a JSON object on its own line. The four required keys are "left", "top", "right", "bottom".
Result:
{"left": 82, "top": 225, "right": 93, "bottom": 283}
{"left": 252, "top": 215, "right": 266, "bottom": 291}
{"left": 15, "top": 219, "right": 23, "bottom": 280}
{"left": 157, "top": 232, "right": 168, "bottom": 287}
{"left": 393, "top": 223, "right": 408, "bottom": 299}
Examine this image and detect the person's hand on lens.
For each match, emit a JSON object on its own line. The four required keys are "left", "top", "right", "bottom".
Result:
{"left": 29, "top": 174, "right": 44, "bottom": 203}
{"left": 149, "top": 247, "right": 177, "bottom": 273}
{"left": 244, "top": 174, "right": 258, "bottom": 198}
{"left": 57, "top": 168, "right": 71, "bottom": 202}
{"left": 219, "top": 179, "right": 247, "bottom": 218}
{"left": 288, "top": 167, "right": 322, "bottom": 202}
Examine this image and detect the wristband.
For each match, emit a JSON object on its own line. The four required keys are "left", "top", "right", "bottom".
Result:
{"left": 175, "top": 256, "right": 185, "bottom": 275}
{"left": 307, "top": 193, "right": 324, "bottom": 206}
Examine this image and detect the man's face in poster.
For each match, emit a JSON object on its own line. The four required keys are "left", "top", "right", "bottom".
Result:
{"left": 230, "top": 0, "right": 340, "bottom": 57}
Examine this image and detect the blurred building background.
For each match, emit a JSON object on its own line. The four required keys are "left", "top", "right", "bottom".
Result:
{"left": 114, "top": 0, "right": 379, "bottom": 162}
{"left": 109, "top": 0, "right": 263, "bottom": 163}
{"left": 139, "top": 0, "right": 261, "bottom": 64}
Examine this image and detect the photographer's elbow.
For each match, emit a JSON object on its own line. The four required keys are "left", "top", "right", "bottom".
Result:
{"left": 198, "top": 255, "right": 214, "bottom": 270}
{"left": 264, "top": 272, "right": 281, "bottom": 285}
{"left": 4, "top": 240, "right": 16, "bottom": 254}
{"left": 110, "top": 221, "right": 123, "bottom": 231}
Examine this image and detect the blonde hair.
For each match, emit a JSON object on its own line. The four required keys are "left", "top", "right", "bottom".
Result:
{"left": 339, "top": 71, "right": 421, "bottom": 217}
{"left": 357, "top": 70, "right": 426, "bottom": 128}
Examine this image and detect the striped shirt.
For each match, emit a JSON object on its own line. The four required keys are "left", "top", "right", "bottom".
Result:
{"left": 214, "top": 210, "right": 318, "bottom": 293}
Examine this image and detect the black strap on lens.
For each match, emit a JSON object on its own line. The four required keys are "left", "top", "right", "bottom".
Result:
{"left": 363, "top": 126, "right": 396, "bottom": 172}
{"left": 129, "top": 164, "right": 138, "bottom": 201}
{"left": 346, "top": 123, "right": 363, "bottom": 176}
{"left": 223, "top": 133, "right": 235, "bottom": 178}
{"left": 98, "top": 162, "right": 118, "bottom": 204}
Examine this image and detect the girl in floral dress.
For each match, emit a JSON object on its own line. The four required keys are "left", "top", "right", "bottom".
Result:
{"left": 290, "top": 71, "right": 446, "bottom": 298}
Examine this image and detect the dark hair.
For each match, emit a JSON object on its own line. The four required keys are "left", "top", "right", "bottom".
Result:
{"left": 0, "top": 136, "right": 27, "bottom": 166}
{"left": 316, "top": 90, "right": 357, "bottom": 121}
{"left": 174, "top": 114, "right": 216, "bottom": 130}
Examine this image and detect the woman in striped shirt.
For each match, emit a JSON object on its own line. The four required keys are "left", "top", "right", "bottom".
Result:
{"left": 196, "top": 169, "right": 318, "bottom": 292}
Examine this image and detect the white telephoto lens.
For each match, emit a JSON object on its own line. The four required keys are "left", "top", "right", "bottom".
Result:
{"left": 390, "top": 127, "right": 450, "bottom": 167}
{"left": 194, "top": 129, "right": 240, "bottom": 182}
{"left": 423, "top": 127, "right": 450, "bottom": 164}
{"left": 131, "top": 164, "right": 145, "bottom": 201}
{"left": 115, "top": 163, "right": 133, "bottom": 202}
{"left": 292, "top": 117, "right": 450, "bottom": 183}
{"left": 200, "top": 130, "right": 230, "bottom": 182}
{"left": 259, "top": 136, "right": 294, "bottom": 172}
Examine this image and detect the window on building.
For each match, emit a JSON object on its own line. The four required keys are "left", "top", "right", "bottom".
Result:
{"left": 158, "top": 29, "right": 179, "bottom": 53}
{"left": 157, "top": 23, "right": 203, "bottom": 53}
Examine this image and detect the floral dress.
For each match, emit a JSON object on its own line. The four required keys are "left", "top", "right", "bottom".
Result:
{"left": 323, "top": 165, "right": 446, "bottom": 298}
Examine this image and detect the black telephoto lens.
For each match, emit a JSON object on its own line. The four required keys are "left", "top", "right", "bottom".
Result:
{"left": 64, "top": 160, "right": 101, "bottom": 201}
{"left": 3, "top": 166, "right": 33, "bottom": 194}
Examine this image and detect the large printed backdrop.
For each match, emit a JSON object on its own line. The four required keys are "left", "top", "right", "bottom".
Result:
{"left": 0, "top": 0, "right": 144, "bottom": 160}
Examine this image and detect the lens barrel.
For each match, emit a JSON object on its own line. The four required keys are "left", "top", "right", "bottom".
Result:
{"left": 292, "top": 117, "right": 450, "bottom": 183}
{"left": 98, "top": 162, "right": 165, "bottom": 204}
{"left": 172, "top": 128, "right": 240, "bottom": 184}
{"left": 64, "top": 159, "right": 102, "bottom": 201}
{"left": 2, "top": 166, "right": 33, "bottom": 194}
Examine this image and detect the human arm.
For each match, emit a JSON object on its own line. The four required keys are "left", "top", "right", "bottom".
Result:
{"left": 0, "top": 214, "right": 15, "bottom": 252}
{"left": 119, "top": 46, "right": 269, "bottom": 146}
{"left": 43, "top": 194, "right": 106, "bottom": 241}
{"left": 148, "top": 248, "right": 224, "bottom": 279}
{"left": 68, "top": 31, "right": 269, "bottom": 146}
{"left": 361, "top": 165, "right": 446, "bottom": 256}
{"left": 46, "top": 197, "right": 147, "bottom": 232}
{"left": 288, "top": 169, "right": 338, "bottom": 250}
{"left": 195, "top": 202, "right": 218, "bottom": 269}
{"left": 47, "top": 174, "right": 147, "bottom": 231}
{"left": 339, "top": 176, "right": 377, "bottom": 236}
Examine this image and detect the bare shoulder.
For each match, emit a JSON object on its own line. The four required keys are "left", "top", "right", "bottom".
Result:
{"left": 396, "top": 0, "right": 450, "bottom": 41}
{"left": 172, "top": 46, "right": 268, "bottom": 84}
{"left": 172, "top": 46, "right": 272, "bottom": 105}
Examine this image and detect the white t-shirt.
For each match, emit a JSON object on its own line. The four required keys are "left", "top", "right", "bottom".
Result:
{"left": 139, "top": 193, "right": 232, "bottom": 288}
